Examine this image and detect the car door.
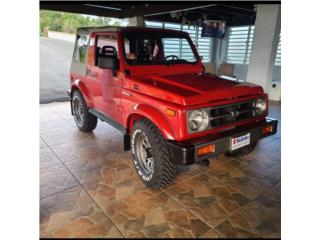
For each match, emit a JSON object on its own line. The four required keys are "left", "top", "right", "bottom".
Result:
{"left": 86, "top": 32, "right": 122, "bottom": 123}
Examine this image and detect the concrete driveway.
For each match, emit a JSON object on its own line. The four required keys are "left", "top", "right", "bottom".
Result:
{"left": 40, "top": 37, "right": 74, "bottom": 103}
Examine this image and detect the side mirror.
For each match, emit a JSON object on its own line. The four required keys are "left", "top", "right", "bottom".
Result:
{"left": 98, "top": 57, "right": 119, "bottom": 77}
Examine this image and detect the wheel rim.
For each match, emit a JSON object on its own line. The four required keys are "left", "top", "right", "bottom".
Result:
{"left": 135, "top": 132, "right": 154, "bottom": 176}
{"left": 73, "top": 97, "right": 84, "bottom": 126}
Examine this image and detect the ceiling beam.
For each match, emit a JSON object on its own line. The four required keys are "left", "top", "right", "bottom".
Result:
{"left": 40, "top": 3, "right": 122, "bottom": 18}
{"left": 227, "top": 17, "right": 256, "bottom": 26}
{"left": 188, "top": 9, "right": 231, "bottom": 20}
{"left": 200, "top": 6, "right": 251, "bottom": 17}
{"left": 121, "top": 3, "right": 217, "bottom": 18}
{"left": 40, "top": 2, "right": 256, "bottom": 26}
{"left": 219, "top": 4, "right": 256, "bottom": 13}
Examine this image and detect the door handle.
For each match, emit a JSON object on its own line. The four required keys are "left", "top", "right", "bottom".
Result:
{"left": 133, "top": 84, "right": 139, "bottom": 90}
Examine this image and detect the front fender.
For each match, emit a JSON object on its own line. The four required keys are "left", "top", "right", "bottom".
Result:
{"left": 71, "top": 79, "right": 93, "bottom": 107}
{"left": 129, "top": 104, "right": 175, "bottom": 140}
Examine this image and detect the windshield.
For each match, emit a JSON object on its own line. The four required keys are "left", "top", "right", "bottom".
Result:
{"left": 122, "top": 31, "right": 198, "bottom": 66}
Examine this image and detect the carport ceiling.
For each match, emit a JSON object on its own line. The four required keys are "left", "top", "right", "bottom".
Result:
{"left": 40, "top": 2, "right": 257, "bottom": 26}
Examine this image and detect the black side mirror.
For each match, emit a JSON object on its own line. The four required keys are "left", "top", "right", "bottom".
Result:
{"left": 98, "top": 57, "right": 119, "bottom": 77}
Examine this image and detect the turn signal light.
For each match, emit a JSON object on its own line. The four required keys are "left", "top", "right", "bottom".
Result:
{"left": 166, "top": 108, "right": 176, "bottom": 117}
{"left": 262, "top": 125, "right": 273, "bottom": 134}
{"left": 197, "top": 144, "right": 215, "bottom": 157}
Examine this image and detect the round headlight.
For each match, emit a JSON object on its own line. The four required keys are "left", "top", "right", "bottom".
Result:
{"left": 255, "top": 97, "right": 267, "bottom": 115}
{"left": 188, "top": 109, "right": 209, "bottom": 132}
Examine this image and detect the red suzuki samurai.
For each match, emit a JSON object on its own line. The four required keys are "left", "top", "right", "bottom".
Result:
{"left": 68, "top": 26, "right": 277, "bottom": 189}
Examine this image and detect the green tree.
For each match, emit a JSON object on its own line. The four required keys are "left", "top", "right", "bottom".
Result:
{"left": 40, "top": 10, "right": 116, "bottom": 36}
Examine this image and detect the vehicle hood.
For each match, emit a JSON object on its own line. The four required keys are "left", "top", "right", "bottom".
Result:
{"left": 128, "top": 72, "right": 264, "bottom": 106}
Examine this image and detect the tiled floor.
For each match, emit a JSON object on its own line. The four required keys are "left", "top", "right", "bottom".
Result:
{"left": 40, "top": 101, "right": 281, "bottom": 238}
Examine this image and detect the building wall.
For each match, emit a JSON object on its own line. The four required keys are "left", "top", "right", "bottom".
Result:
{"left": 233, "top": 64, "right": 281, "bottom": 101}
{"left": 234, "top": 64, "right": 281, "bottom": 83}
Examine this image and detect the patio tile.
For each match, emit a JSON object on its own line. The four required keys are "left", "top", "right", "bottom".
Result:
{"left": 40, "top": 162, "right": 79, "bottom": 199}
{"left": 105, "top": 191, "right": 221, "bottom": 238}
{"left": 165, "top": 173, "right": 250, "bottom": 228}
{"left": 40, "top": 147, "right": 60, "bottom": 168}
{"left": 40, "top": 186, "right": 123, "bottom": 238}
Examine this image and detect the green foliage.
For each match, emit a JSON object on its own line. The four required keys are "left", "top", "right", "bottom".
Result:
{"left": 40, "top": 10, "right": 117, "bottom": 36}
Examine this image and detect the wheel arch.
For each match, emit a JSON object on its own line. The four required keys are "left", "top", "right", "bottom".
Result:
{"left": 70, "top": 79, "right": 93, "bottom": 108}
{"left": 126, "top": 104, "right": 175, "bottom": 140}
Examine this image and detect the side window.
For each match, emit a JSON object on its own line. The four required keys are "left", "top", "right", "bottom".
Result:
{"left": 95, "top": 33, "right": 118, "bottom": 67}
{"left": 73, "top": 34, "right": 89, "bottom": 63}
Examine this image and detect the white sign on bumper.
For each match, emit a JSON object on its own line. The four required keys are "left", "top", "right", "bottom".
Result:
{"left": 231, "top": 133, "right": 250, "bottom": 151}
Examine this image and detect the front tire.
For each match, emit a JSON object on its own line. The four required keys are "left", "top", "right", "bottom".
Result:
{"left": 72, "top": 90, "right": 97, "bottom": 132}
{"left": 131, "top": 119, "right": 176, "bottom": 189}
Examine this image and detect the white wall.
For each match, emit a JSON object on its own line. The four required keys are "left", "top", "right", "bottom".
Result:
{"left": 232, "top": 64, "right": 281, "bottom": 101}
{"left": 246, "top": 4, "right": 281, "bottom": 97}
{"left": 234, "top": 64, "right": 281, "bottom": 83}
{"left": 272, "top": 65, "right": 281, "bottom": 82}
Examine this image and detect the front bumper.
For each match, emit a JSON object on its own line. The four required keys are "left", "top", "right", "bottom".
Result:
{"left": 167, "top": 117, "right": 278, "bottom": 165}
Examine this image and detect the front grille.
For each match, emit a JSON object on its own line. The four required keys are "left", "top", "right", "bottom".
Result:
{"left": 209, "top": 100, "right": 255, "bottom": 127}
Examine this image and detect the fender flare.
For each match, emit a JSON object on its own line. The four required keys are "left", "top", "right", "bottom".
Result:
{"left": 127, "top": 104, "right": 175, "bottom": 140}
{"left": 71, "top": 79, "right": 93, "bottom": 107}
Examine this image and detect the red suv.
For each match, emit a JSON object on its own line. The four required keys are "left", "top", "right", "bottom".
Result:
{"left": 68, "top": 26, "right": 277, "bottom": 189}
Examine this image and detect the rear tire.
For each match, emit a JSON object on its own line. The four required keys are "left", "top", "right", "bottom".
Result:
{"left": 225, "top": 142, "right": 258, "bottom": 157}
{"left": 72, "top": 90, "right": 97, "bottom": 132}
{"left": 131, "top": 119, "right": 176, "bottom": 189}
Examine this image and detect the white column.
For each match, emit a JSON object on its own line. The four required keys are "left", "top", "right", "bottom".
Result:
{"left": 214, "top": 38, "right": 222, "bottom": 74}
{"left": 247, "top": 4, "right": 281, "bottom": 94}
{"left": 128, "top": 16, "right": 145, "bottom": 27}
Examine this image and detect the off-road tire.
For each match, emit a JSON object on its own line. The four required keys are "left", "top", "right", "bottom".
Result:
{"left": 72, "top": 90, "right": 97, "bottom": 132}
{"left": 225, "top": 142, "right": 258, "bottom": 157}
{"left": 131, "top": 119, "right": 176, "bottom": 189}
